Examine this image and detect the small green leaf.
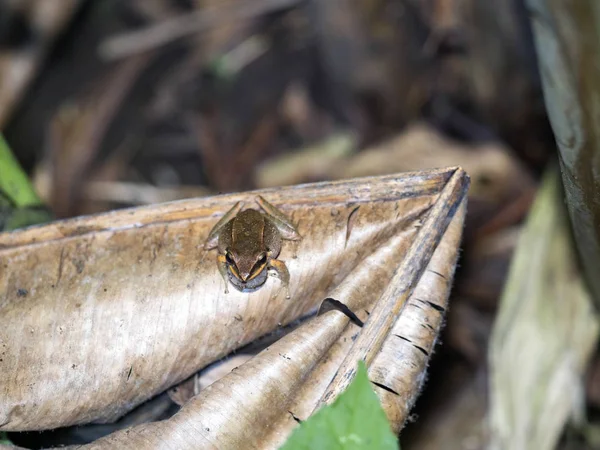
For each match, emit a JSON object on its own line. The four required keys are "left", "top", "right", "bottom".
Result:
{"left": 280, "top": 361, "right": 399, "bottom": 450}
{"left": 0, "top": 134, "right": 53, "bottom": 231}
{"left": 0, "top": 134, "right": 43, "bottom": 208}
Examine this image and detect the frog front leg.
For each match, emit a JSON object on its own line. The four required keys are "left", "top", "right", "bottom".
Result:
{"left": 205, "top": 200, "right": 244, "bottom": 250}
{"left": 256, "top": 196, "right": 302, "bottom": 241}
{"left": 216, "top": 254, "right": 230, "bottom": 294}
{"left": 269, "top": 258, "right": 291, "bottom": 299}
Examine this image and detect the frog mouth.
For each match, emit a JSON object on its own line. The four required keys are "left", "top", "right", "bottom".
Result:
{"left": 229, "top": 262, "right": 267, "bottom": 283}
{"left": 227, "top": 265, "right": 269, "bottom": 292}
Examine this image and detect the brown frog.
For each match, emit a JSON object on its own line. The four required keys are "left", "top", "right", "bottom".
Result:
{"left": 204, "top": 196, "right": 301, "bottom": 297}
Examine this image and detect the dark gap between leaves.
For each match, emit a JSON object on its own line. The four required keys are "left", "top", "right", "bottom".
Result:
{"left": 371, "top": 381, "right": 400, "bottom": 396}
{"left": 288, "top": 411, "right": 302, "bottom": 424}
{"left": 318, "top": 298, "right": 364, "bottom": 327}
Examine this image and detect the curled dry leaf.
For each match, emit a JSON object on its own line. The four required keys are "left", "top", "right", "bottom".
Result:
{"left": 71, "top": 170, "right": 467, "bottom": 449}
{"left": 0, "top": 167, "right": 468, "bottom": 448}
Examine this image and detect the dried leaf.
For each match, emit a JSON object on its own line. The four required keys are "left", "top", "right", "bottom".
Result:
{"left": 255, "top": 131, "right": 358, "bottom": 188}
{"left": 257, "top": 122, "right": 533, "bottom": 232}
{"left": 85, "top": 170, "right": 465, "bottom": 449}
{"left": 332, "top": 123, "right": 532, "bottom": 206}
{"left": 0, "top": 168, "right": 468, "bottom": 448}
{"left": 489, "top": 168, "right": 600, "bottom": 449}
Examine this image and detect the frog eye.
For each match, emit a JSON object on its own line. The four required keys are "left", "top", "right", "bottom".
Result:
{"left": 247, "top": 253, "right": 268, "bottom": 281}
{"left": 225, "top": 252, "right": 234, "bottom": 265}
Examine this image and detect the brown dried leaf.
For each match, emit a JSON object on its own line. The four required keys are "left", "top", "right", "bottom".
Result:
{"left": 71, "top": 170, "right": 467, "bottom": 449}
{"left": 332, "top": 123, "right": 533, "bottom": 206}
{"left": 256, "top": 123, "right": 534, "bottom": 233}
{"left": 0, "top": 167, "right": 468, "bottom": 447}
{"left": 254, "top": 131, "right": 357, "bottom": 188}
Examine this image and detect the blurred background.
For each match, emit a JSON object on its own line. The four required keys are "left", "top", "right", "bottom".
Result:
{"left": 1, "top": 0, "right": 596, "bottom": 449}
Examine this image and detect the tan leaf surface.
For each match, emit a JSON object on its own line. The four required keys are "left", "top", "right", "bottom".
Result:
{"left": 1, "top": 168, "right": 464, "bottom": 433}
{"left": 0, "top": 169, "right": 468, "bottom": 449}
{"left": 68, "top": 169, "right": 467, "bottom": 449}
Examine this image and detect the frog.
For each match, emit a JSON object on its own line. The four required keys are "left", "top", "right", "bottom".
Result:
{"left": 204, "top": 195, "right": 302, "bottom": 298}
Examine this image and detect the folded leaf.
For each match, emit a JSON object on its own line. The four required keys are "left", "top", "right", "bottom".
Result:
{"left": 0, "top": 167, "right": 468, "bottom": 446}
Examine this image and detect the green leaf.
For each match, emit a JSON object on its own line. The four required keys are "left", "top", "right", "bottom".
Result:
{"left": 280, "top": 361, "right": 399, "bottom": 450}
{"left": 0, "top": 134, "right": 53, "bottom": 231}
{"left": 0, "top": 134, "right": 43, "bottom": 208}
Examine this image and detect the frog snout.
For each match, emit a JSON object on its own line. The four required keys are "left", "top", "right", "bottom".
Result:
{"left": 239, "top": 270, "right": 251, "bottom": 282}
{"left": 232, "top": 264, "right": 252, "bottom": 282}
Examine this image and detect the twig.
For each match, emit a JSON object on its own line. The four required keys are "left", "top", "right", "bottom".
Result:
{"left": 99, "top": 0, "right": 303, "bottom": 60}
{"left": 83, "top": 181, "right": 212, "bottom": 205}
